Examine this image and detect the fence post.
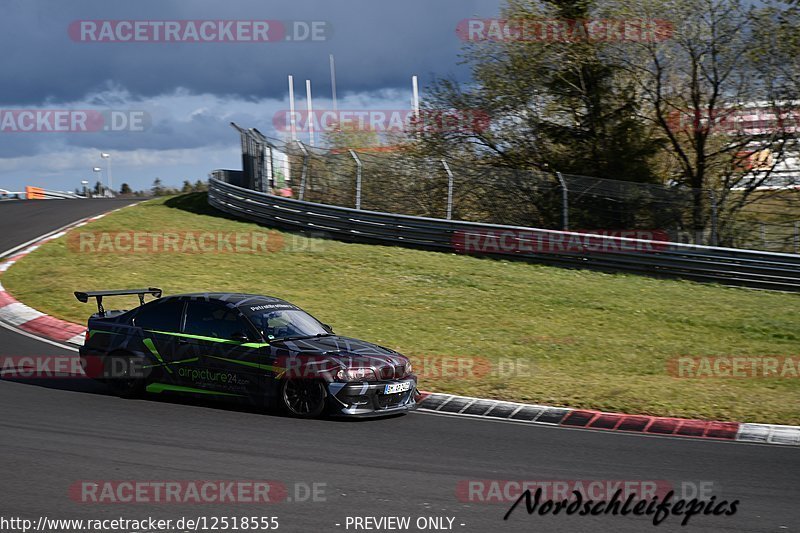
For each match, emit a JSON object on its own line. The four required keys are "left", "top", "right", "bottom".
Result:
{"left": 296, "top": 140, "right": 309, "bottom": 201}
{"left": 264, "top": 144, "right": 273, "bottom": 193}
{"left": 795, "top": 221, "right": 799, "bottom": 254}
{"left": 442, "top": 159, "right": 454, "bottom": 220}
{"left": 349, "top": 149, "right": 362, "bottom": 210}
{"left": 708, "top": 189, "right": 719, "bottom": 246}
{"left": 556, "top": 171, "right": 569, "bottom": 230}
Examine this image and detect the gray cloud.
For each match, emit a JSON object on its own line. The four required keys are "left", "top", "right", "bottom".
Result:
{"left": 1, "top": 0, "right": 500, "bottom": 105}
{"left": 0, "top": 0, "right": 503, "bottom": 192}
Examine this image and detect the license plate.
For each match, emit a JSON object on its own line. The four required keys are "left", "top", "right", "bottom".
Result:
{"left": 384, "top": 382, "right": 411, "bottom": 394}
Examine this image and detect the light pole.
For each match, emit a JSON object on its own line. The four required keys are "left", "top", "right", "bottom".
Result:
{"left": 92, "top": 167, "right": 103, "bottom": 196}
{"left": 100, "top": 152, "right": 112, "bottom": 194}
{"left": 305, "top": 80, "right": 315, "bottom": 147}
{"left": 80, "top": 180, "right": 89, "bottom": 197}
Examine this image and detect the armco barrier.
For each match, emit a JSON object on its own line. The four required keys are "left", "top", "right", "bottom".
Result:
{"left": 208, "top": 177, "right": 800, "bottom": 292}
{"left": 24, "top": 186, "right": 82, "bottom": 200}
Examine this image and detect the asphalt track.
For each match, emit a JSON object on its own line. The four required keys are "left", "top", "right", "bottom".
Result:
{"left": 0, "top": 200, "right": 797, "bottom": 533}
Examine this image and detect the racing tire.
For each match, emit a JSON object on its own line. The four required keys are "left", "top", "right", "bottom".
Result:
{"left": 279, "top": 379, "right": 327, "bottom": 418}
{"left": 104, "top": 351, "right": 146, "bottom": 399}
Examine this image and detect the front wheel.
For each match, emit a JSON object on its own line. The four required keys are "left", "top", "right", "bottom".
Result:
{"left": 280, "top": 379, "right": 327, "bottom": 418}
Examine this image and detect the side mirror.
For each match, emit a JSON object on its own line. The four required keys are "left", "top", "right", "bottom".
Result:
{"left": 231, "top": 331, "right": 249, "bottom": 343}
{"left": 322, "top": 323, "right": 334, "bottom": 333}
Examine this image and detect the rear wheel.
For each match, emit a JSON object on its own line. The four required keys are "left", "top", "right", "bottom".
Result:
{"left": 280, "top": 379, "right": 327, "bottom": 418}
{"left": 104, "top": 352, "right": 146, "bottom": 398}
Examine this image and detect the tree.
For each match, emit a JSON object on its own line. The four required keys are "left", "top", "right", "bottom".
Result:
{"left": 610, "top": 0, "right": 797, "bottom": 243}
{"left": 181, "top": 180, "right": 193, "bottom": 193}
{"left": 420, "top": 0, "right": 663, "bottom": 182}
{"left": 750, "top": 1, "right": 799, "bottom": 101}
{"left": 93, "top": 181, "right": 103, "bottom": 196}
{"left": 324, "top": 128, "right": 382, "bottom": 151}
{"left": 151, "top": 178, "right": 164, "bottom": 197}
{"left": 119, "top": 183, "right": 132, "bottom": 195}
{"left": 404, "top": 0, "right": 798, "bottom": 240}
{"left": 409, "top": 0, "right": 670, "bottom": 229}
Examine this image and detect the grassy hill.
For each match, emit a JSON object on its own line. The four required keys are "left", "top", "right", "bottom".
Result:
{"left": 4, "top": 193, "right": 799, "bottom": 424}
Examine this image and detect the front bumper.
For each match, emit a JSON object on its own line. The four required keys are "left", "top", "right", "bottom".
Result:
{"left": 327, "top": 378, "right": 418, "bottom": 417}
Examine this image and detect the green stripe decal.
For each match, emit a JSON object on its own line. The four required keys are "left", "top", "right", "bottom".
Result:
{"left": 143, "top": 357, "right": 199, "bottom": 370}
{"left": 88, "top": 329, "right": 119, "bottom": 339}
{"left": 142, "top": 338, "right": 173, "bottom": 374}
{"left": 205, "top": 355, "right": 281, "bottom": 372}
{"left": 144, "top": 330, "right": 269, "bottom": 348}
{"left": 145, "top": 383, "right": 244, "bottom": 397}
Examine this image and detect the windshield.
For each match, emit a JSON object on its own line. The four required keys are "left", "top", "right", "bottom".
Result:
{"left": 244, "top": 307, "right": 329, "bottom": 341}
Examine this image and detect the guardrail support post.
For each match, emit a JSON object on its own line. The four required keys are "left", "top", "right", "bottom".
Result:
{"left": 349, "top": 149, "right": 362, "bottom": 210}
{"left": 296, "top": 140, "right": 309, "bottom": 201}
{"left": 556, "top": 172, "right": 569, "bottom": 230}
{"left": 442, "top": 159, "right": 454, "bottom": 220}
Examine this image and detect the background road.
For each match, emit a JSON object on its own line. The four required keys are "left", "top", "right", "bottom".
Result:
{"left": 0, "top": 199, "right": 136, "bottom": 254}
{"left": 0, "top": 200, "right": 796, "bottom": 533}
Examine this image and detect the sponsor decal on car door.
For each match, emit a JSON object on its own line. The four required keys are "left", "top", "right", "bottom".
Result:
{"left": 180, "top": 300, "right": 270, "bottom": 398}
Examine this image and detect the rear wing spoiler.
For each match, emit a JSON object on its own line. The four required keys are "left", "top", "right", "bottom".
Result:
{"left": 74, "top": 287, "right": 162, "bottom": 316}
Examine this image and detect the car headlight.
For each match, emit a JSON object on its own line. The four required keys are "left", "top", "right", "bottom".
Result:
{"left": 336, "top": 367, "right": 377, "bottom": 382}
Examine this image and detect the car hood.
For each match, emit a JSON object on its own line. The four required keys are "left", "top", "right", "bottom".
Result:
{"left": 271, "top": 335, "right": 410, "bottom": 376}
{"left": 271, "top": 335, "right": 397, "bottom": 357}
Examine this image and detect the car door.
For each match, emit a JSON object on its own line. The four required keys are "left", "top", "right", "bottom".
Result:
{"left": 132, "top": 298, "right": 191, "bottom": 386}
{"left": 180, "top": 300, "right": 267, "bottom": 400}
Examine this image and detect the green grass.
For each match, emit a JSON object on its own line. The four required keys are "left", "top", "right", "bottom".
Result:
{"left": 3, "top": 193, "right": 799, "bottom": 424}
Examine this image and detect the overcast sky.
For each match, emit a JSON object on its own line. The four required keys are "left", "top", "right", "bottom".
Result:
{"left": 0, "top": 0, "right": 502, "bottom": 193}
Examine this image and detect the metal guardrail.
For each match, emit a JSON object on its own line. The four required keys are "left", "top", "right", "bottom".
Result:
{"left": 38, "top": 189, "right": 83, "bottom": 199}
{"left": 208, "top": 176, "right": 800, "bottom": 292}
{"left": 12, "top": 186, "right": 84, "bottom": 200}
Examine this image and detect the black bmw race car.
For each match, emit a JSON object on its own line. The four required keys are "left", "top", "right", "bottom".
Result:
{"left": 76, "top": 288, "right": 418, "bottom": 418}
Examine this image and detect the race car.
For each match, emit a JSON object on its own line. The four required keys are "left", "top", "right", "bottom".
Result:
{"left": 76, "top": 288, "right": 418, "bottom": 418}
